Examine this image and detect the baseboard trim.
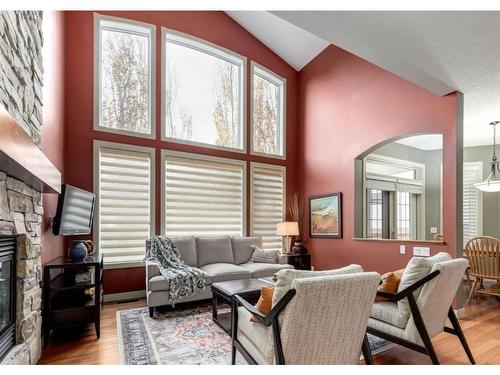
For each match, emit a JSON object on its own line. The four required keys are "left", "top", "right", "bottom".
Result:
{"left": 104, "top": 290, "right": 146, "bottom": 303}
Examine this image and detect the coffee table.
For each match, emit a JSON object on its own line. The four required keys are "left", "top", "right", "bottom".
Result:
{"left": 211, "top": 279, "right": 273, "bottom": 334}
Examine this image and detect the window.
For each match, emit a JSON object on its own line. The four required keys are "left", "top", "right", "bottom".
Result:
{"left": 251, "top": 63, "right": 286, "bottom": 158}
{"left": 250, "top": 163, "right": 286, "bottom": 251}
{"left": 94, "top": 14, "right": 156, "bottom": 138}
{"left": 364, "top": 155, "right": 424, "bottom": 240}
{"left": 366, "top": 189, "right": 384, "bottom": 238}
{"left": 94, "top": 141, "right": 155, "bottom": 265}
{"left": 463, "top": 162, "right": 483, "bottom": 244}
{"left": 162, "top": 151, "right": 246, "bottom": 236}
{"left": 162, "top": 29, "right": 246, "bottom": 151}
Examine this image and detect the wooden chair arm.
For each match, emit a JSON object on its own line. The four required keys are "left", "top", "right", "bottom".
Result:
{"left": 233, "top": 289, "right": 296, "bottom": 327}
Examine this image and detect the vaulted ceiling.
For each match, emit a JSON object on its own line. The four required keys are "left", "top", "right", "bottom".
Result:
{"left": 227, "top": 11, "right": 500, "bottom": 148}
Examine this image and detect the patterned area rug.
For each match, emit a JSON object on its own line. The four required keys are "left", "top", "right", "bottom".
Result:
{"left": 117, "top": 304, "right": 393, "bottom": 365}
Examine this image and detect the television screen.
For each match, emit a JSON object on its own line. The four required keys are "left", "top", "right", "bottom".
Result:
{"left": 52, "top": 185, "right": 95, "bottom": 236}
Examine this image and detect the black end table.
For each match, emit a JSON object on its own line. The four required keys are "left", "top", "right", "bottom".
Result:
{"left": 279, "top": 253, "right": 311, "bottom": 270}
{"left": 211, "top": 279, "right": 272, "bottom": 334}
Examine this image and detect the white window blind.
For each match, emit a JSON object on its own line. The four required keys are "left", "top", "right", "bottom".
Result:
{"left": 463, "top": 162, "right": 482, "bottom": 244}
{"left": 250, "top": 163, "right": 286, "bottom": 251}
{"left": 95, "top": 142, "right": 154, "bottom": 264}
{"left": 163, "top": 151, "right": 245, "bottom": 236}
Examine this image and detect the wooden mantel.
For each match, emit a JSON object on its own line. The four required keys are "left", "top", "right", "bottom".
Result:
{"left": 0, "top": 107, "right": 61, "bottom": 193}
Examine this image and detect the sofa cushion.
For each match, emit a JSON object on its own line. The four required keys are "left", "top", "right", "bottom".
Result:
{"left": 237, "top": 307, "right": 274, "bottom": 364}
{"left": 231, "top": 236, "right": 262, "bottom": 264}
{"left": 171, "top": 236, "right": 197, "bottom": 267}
{"left": 239, "top": 262, "right": 293, "bottom": 279}
{"left": 272, "top": 264, "right": 364, "bottom": 306}
{"left": 196, "top": 236, "right": 234, "bottom": 267}
{"left": 199, "top": 263, "right": 251, "bottom": 283}
{"left": 371, "top": 301, "right": 409, "bottom": 329}
{"left": 149, "top": 272, "right": 212, "bottom": 292}
{"left": 397, "top": 252, "right": 451, "bottom": 316}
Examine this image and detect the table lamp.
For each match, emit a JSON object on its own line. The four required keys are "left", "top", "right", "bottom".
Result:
{"left": 276, "top": 221, "right": 299, "bottom": 253}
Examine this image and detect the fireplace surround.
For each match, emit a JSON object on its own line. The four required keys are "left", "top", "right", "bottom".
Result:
{"left": 0, "top": 236, "right": 16, "bottom": 361}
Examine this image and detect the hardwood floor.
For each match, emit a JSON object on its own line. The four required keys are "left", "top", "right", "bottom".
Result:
{"left": 39, "top": 296, "right": 500, "bottom": 365}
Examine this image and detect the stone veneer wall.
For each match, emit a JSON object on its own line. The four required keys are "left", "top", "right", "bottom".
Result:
{"left": 0, "top": 171, "right": 43, "bottom": 364}
{"left": 0, "top": 11, "right": 44, "bottom": 145}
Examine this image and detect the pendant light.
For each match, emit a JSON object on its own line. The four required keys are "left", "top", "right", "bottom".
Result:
{"left": 475, "top": 121, "right": 500, "bottom": 192}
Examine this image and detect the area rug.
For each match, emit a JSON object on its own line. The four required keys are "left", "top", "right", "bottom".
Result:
{"left": 117, "top": 304, "right": 394, "bottom": 365}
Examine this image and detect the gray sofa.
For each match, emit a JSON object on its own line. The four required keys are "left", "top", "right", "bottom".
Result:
{"left": 146, "top": 235, "right": 293, "bottom": 314}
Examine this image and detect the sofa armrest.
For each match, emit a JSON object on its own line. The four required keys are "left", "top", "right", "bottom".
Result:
{"left": 145, "top": 261, "right": 161, "bottom": 283}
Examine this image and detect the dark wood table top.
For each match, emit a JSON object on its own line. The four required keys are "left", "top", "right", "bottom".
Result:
{"left": 211, "top": 278, "right": 272, "bottom": 298}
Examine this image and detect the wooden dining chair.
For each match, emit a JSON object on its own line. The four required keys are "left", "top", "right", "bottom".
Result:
{"left": 464, "top": 236, "right": 500, "bottom": 304}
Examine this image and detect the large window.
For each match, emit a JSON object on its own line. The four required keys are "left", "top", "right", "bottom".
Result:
{"left": 94, "top": 141, "right": 155, "bottom": 265}
{"left": 250, "top": 163, "right": 286, "bottom": 251}
{"left": 162, "top": 151, "right": 246, "bottom": 236}
{"left": 251, "top": 63, "right": 286, "bottom": 158}
{"left": 162, "top": 29, "right": 246, "bottom": 151}
{"left": 94, "top": 14, "right": 156, "bottom": 138}
{"left": 463, "top": 162, "right": 483, "bottom": 244}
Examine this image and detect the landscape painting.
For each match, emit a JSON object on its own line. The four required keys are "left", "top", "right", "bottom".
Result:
{"left": 309, "top": 193, "right": 342, "bottom": 238}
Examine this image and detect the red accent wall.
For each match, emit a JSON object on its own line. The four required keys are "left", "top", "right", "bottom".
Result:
{"left": 41, "top": 11, "right": 66, "bottom": 264}
{"left": 297, "top": 45, "right": 459, "bottom": 274}
{"left": 63, "top": 11, "right": 299, "bottom": 294}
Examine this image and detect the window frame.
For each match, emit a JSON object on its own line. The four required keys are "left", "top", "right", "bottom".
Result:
{"left": 160, "top": 27, "right": 247, "bottom": 153}
{"left": 93, "top": 13, "right": 157, "bottom": 140}
{"left": 249, "top": 162, "right": 287, "bottom": 250}
{"left": 250, "top": 62, "right": 287, "bottom": 160}
{"left": 160, "top": 149, "right": 247, "bottom": 237}
{"left": 93, "top": 140, "right": 156, "bottom": 269}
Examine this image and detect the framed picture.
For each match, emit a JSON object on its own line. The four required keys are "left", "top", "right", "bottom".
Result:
{"left": 309, "top": 193, "right": 342, "bottom": 238}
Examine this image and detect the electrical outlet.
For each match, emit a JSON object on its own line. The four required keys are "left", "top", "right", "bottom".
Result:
{"left": 430, "top": 227, "right": 438, "bottom": 234}
{"left": 413, "top": 246, "right": 430, "bottom": 257}
{"left": 400, "top": 245, "right": 406, "bottom": 254}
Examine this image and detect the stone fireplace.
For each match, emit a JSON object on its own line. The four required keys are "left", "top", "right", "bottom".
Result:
{"left": 0, "top": 11, "right": 61, "bottom": 364}
{"left": 0, "top": 180, "right": 43, "bottom": 364}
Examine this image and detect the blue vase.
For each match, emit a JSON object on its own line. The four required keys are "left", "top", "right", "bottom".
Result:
{"left": 69, "top": 241, "right": 88, "bottom": 261}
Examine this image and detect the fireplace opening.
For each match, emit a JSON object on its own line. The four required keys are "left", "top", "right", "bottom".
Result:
{"left": 0, "top": 236, "right": 16, "bottom": 361}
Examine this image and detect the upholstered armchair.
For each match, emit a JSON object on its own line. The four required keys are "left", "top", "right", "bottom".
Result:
{"left": 367, "top": 253, "right": 475, "bottom": 365}
{"left": 231, "top": 267, "right": 380, "bottom": 365}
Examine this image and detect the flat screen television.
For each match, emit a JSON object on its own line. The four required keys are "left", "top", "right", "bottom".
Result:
{"left": 52, "top": 184, "right": 96, "bottom": 236}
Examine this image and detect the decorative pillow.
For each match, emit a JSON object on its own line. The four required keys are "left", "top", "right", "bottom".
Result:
{"left": 250, "top": 286, "right": 274, "bottom": 322}
{"left": 272, "top": 264, "right": 364, "bottom": 307}
{"left": 250, "top": 245, "right": 278, "bottom": 264}
{"left": 231, "top": 236, "right": 263, "bottom": 265}
{"left": 397, "top": 252, "right": 452, "bottom": 316}
{"left": 375, "top": 268, "right": 405, "bottom": 302}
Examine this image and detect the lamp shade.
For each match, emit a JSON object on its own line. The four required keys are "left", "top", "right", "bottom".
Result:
{"left": 276, "top": 221, "right": 299, "bottom": 236}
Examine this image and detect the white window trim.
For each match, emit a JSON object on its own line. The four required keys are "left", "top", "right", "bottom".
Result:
{"left": 93, "top": 140, "right": 156, "bottom": 268}
{"left": 160, "top": 149, "right": 247, "bottom": 236}
{"left": 249, "top": 162, "right": 287, "bottom": 238}
{"left": 160, "top": 27, "right": 247, "bottom": 154}
{"left": 250, "top": 61, "right": 287, "bottom": 160}
{"left": 464, "top": 161, "right": 484, "bottom": 239}
{"left": 93, "top": 13, "right": 157, "bottom": 140}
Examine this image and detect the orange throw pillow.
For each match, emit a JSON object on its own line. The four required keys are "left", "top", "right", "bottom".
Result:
{"left": 250, "top": 286, "right": 274, "bottom": 322}
{"left": 375, "top": 268, "right": 405, "bottom": 302}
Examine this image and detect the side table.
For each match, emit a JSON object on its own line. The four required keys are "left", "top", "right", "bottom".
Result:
{"left": 278, "top": 253, "right": 311, "bottom": 270}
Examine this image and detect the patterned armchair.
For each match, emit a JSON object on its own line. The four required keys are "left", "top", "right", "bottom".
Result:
{"left": 367, "top": 254, "right": 475, "bottom": 365}
{"left": 231, "top": 267, "right": 380, "bottom": 365}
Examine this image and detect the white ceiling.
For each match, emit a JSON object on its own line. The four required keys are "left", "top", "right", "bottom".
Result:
{"left": 229, "top": 11, "right": 500, "bottom": 148}
{"left": 395, "top": 134, "right": 443, "bottom": 151}
{"left": 225, "top": 11, "right": 329, "bottom": 71}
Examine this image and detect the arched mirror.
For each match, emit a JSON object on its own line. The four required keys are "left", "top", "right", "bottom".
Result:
{"left": 354, "top": 134, "right": 443, "bottom": 242}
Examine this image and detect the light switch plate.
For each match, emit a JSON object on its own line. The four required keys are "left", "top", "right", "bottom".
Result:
{"left": 413, "top": 247, "right": 430, "bottom": 256}
{"left": 430, "top": 227, "right": 438, "bottom": 234}
{"left": 400, "top": 245, "right": 406, "bottom": 254}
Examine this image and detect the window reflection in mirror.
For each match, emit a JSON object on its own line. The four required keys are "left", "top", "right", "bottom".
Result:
{"left": 354, "top": 134, "right": 443, "bottom": 241}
